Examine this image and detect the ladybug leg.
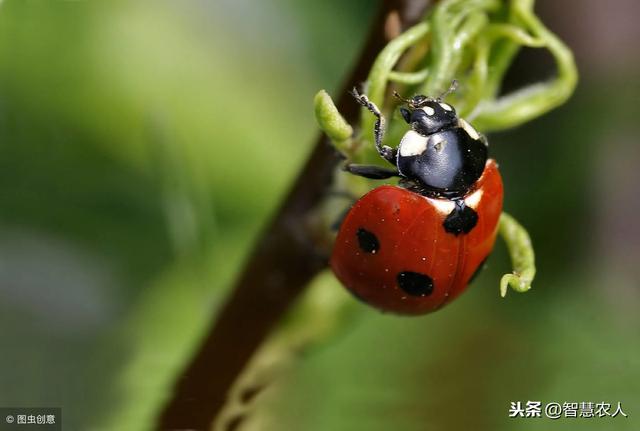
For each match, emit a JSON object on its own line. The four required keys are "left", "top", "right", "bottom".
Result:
{"left": 350, "top": 88, "right": 397, "bottom": 165}
{"left": 344, "top": 164, "right": 400, "bottom": 179}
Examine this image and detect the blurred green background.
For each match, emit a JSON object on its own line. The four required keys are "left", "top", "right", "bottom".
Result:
{"left": 0, "top": 0, "right": 638, "bottom": 430}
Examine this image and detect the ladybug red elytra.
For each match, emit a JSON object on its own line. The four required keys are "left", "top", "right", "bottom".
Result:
{"left": 330, "top": 84, "right": 503, "bottom": 315}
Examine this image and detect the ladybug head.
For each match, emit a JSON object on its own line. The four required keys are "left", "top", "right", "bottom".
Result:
{"left": 395, "top": 81, "right": 459, "bottom": 136}
{"left": 399, "top": 99, "right": 458, "bottom": 136}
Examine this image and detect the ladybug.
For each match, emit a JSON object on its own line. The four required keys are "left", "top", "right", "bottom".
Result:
{"left": 330, "top": 84, "right": 503, "bottom": 315}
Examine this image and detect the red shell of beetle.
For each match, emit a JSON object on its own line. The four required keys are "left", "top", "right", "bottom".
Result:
{"left": 330, "top": 159, "right": 503, "bottom": 315}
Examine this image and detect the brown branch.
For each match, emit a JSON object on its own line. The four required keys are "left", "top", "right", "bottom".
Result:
{"left": 156, "top": 1, "right": 430, "bottom": 429}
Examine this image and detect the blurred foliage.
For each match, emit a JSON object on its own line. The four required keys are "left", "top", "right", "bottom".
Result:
{"left": 0, "top": 1, "right": 638, "bottom": 430}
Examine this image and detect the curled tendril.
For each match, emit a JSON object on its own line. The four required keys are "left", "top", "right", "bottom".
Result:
{"left": 314, "top": 90, "right": 353, "bottom": 155}
{"left": 470, "top": 0, "right": 578, "bottom": 130}
{"left": 499, "top": 212, "right": 536, "bottom": 297}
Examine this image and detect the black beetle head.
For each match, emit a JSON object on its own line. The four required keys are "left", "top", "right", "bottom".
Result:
{"left": 400, "top": 99, "right": 458, "bottom": 136}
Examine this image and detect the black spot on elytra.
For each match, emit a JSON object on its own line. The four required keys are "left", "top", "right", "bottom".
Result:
{"left": 356, "top": 228, "right": 380, "bottom": 253}
{"left": 443, "top": 200, "right": 478, "bottom": 235}
{"left": 397, "top": 271, "right": 434, "bottom": 296}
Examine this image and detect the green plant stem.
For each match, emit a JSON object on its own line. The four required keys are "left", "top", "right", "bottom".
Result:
{"left": 360, "top": 21, "right": 430, "bottom": 149}
{"left": 421, "top": 0, "right": 499, "bottom": 96}
{"left": 388, "top": 68, "right": 430, "bottom": 84}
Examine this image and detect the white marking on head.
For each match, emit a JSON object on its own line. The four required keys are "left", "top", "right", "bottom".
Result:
{"left": 439, "top": 102, "right": 453, "bottom": 111}
{"left": 458, "top": 118, "right": 480, "bottom": 140}
{"left": 421, "top": 106, "right": 435, "bottom": 116}
{"left": 399, "top": 130, "right": 429, "bottom": 157}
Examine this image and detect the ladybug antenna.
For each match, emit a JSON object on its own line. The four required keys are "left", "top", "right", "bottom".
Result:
{"left": 436, "top": 79, "right": 458, "bottom": 102}
{"left": 393, "top": 91, "right": 413, "bottom": 105}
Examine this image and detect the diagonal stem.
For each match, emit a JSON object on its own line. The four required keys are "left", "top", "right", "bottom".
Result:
{"left": 156, "top": 1, "right": 431, "bottom": 429}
